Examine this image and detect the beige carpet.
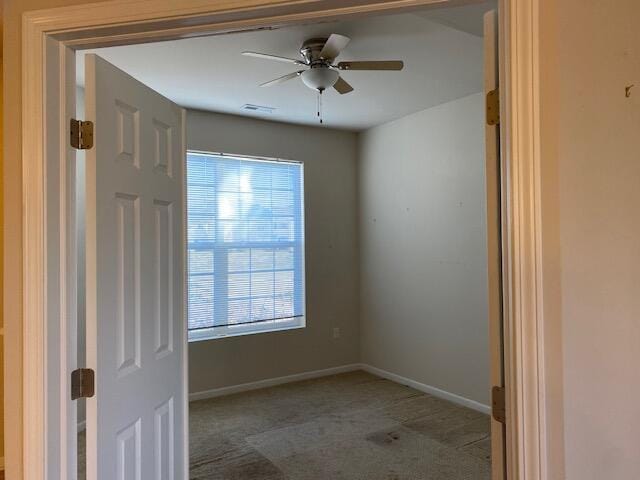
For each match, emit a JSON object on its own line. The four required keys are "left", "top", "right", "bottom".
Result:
{"left": 80, "top": 370, "right": 491, "bottom": 479}
{"left": 189, "top": 370, "right": 490, "bottom": 479}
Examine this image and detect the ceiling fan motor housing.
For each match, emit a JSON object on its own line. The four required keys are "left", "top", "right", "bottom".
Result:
{"left": 300, "top": 37, "right": 332, "bottom": 64}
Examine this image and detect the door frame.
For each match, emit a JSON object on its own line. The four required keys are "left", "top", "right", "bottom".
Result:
{"left": 18, "top": 0, "right": 546, "bottom": 478}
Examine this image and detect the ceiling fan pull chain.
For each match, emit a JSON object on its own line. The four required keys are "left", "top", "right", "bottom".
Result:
{"left": 317, "top": 90, "right": 323, "bottom": 124}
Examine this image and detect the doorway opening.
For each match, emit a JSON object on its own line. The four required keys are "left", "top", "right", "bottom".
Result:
{"left": 73, "top": 1, "right": 505, "bottom": 478}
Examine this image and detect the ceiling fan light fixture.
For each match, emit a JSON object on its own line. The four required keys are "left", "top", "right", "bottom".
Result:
{"left": 300, "top": 67, "right": 340, "bottom": 92}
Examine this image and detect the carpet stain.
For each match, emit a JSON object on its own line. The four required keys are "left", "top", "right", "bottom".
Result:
{"left": 367, "top": 430, "right": 402, "bottom": 446}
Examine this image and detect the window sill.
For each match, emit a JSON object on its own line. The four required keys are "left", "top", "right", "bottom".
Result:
{"left": 188, "top": 317, "right": 305, "bottom": 343}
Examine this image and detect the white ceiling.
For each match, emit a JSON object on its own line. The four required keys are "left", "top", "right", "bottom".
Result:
{"left": 76, "top": 2, "right": 494, "bottom": 131}
{"left": 419, "top": 1, "right": 496, "bottom": 37}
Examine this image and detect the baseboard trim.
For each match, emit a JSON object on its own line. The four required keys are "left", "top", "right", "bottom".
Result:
{"left": 189, "top": 363, "right": 362, "bottom": 402}
{"left": 188, "top": 362, "right": 490, "bottom": 415}
{"left": 360, "top": 364, "right": 491, "bottom": 415}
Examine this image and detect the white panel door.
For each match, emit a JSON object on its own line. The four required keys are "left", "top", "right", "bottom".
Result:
{"left": 84, "top": 54, "right": 187, "bottom": 480}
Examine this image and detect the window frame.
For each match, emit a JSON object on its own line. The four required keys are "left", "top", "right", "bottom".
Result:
{"left": 185, "top": 150, "right": 307, "bottom": 342}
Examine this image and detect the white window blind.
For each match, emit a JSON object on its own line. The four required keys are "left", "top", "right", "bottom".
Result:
{"left": 186, "top": 152, "right": 306, "bottom": 340}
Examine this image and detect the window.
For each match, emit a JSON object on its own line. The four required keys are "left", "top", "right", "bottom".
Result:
{"left": 186, "top": 151, "right": 306, "bottom": 341}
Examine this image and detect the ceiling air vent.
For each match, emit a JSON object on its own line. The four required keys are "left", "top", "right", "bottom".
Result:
{"left": 241, "top": 104, "right": 276, "bottom": 114}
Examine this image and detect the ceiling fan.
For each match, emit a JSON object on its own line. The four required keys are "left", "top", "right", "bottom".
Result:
{"left": 242, "top": 34, "right": 404, "bottom": 95}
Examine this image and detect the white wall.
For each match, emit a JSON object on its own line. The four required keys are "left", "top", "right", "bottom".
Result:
{"left": 187, "top": 110, "right": 360, "bottom": 394}
{"left": 540, "top": 1, "right": 640, "bottom": 477}
{"left": 358, "top": 93, "right": 489, "bottom": 405}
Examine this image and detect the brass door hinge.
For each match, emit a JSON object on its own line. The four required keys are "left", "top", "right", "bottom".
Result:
{"left": 70, "top": 119, "right": 94, "bottom": 150}
{"left": 492, "top": 385, "right": 506, "bottom": 424}
{"left": 486, "top": 88, "right": 500, "bottom": 126}
{"left": 71, "top": 368, "right": 95, "bottom": 400}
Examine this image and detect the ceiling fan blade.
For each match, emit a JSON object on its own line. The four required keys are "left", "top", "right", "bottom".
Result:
{"left": 242, "top": 51, "right": 304, "bottom": 65}
{"left": 259, "top": 71, "right": 304, "bottom": 87}
{"left": 333, "top": 76, "right": 354, "bottom": 94}
{"left": 319, "top": 34, "right": 351, "bottom": 61}
{"left": 337, "top": 61, "right": 404, "bottom": 71}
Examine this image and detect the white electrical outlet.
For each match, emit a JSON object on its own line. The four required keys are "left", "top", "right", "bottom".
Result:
{"left": 333, "top": 327, "right": 341, "bottom": 339}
